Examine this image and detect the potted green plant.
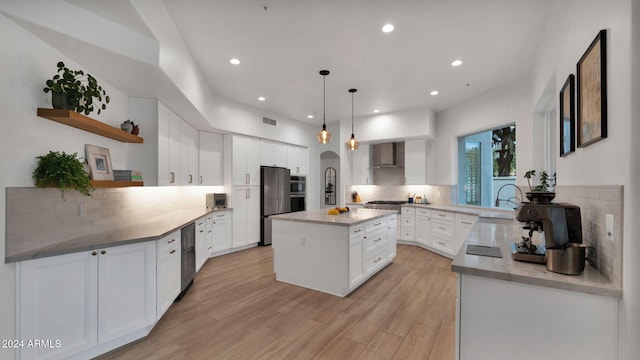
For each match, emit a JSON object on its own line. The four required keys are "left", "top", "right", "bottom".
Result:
{"left": 523, "top": 170, "right": 556, "bottom": 203}
{"left": 33, "top": 151, "right": 94, "bottom": 199}
{"left": 43, "top": 61, "right": 110, "bottom": 115}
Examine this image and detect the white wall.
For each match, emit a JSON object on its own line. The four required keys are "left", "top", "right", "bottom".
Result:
{"left": 0, "top": 13, "right": 134, "bottom": 360}
{"left": 432, "top": 79, "right": 532, "bottom": 186}
{"left": 531, "top": 0, "right": 635, "bottom": 357}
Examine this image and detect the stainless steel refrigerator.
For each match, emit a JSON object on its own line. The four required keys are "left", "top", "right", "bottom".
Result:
{"left": 260, "top": 166, "right": 291, "bottom": 246}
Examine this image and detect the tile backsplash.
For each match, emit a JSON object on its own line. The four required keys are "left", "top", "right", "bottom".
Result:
{"left": 554, "top": 185, "right": 623, "bottom": 287}
{"left": 6, "top": 186, "right": 223, "bottom": 257}
{"left": 346, "top": 184, "right": 455, "bottom": 205}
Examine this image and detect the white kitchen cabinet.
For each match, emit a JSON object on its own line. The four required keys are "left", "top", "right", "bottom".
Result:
{"left": 352, "top": 144, "right": 370, "bottom": 184}
{"left": 157, "top": 230, "right": 181, "bottom": 319}
{"left": 455, "top": 214, "right": 478, "bottom": 255}
{"left": 232, "top": 187, "right": 260, "bottom": 247}
{"left": 229, "top": 135, "right": 261, "bottom": 186}
{"left": 349, "top": 225, "right": 366, "bottom": 287}
{"left": 18, "top": 251, "right": 98, "bottom": 360}
{"left": 415, "top": 208, "right": 431, "bottom": 246}
{"left": 261, "top": 139, "right": 288, "bottom": 168}
{"left": 404, "top": 139, "right": 427, "bottom": 184}
{"left": 98, "top": 242, "right": 157, "bottom": 343}
{"left": 211, "top": 211, "right": 232, "bottom": 254}
{"left": 287, "top": 145, "right": 308, "bottom": 175}
{"left": 198, "top": 131, "right": 224, "bottom": 185}
{"left": 387, "top": 215, "right": 397, "bottom": 259}
{"left": 18, "top": 241, "right": 157, "bottom": 360}
{"left": 195, "top": 216, "right": 207, "bottom": 272}
{"left": 157, "top": 101, "right": 199, "bottom": 185}
{"left": 400, "top": 206, "right": 415, "bottom": 241}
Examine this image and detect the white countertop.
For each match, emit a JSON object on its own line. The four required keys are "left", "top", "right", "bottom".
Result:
{"left": 451, "top": 221, "right": 622, "bottom": 298}
{"left": 403, "top": 203, "right": 515, "bottom": 220}
{"left": 271, "top": 208, "right": 397, "bottom": 226}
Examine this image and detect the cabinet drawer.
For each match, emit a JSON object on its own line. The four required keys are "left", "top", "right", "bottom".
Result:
{"left": 366, "top": 218, "right": 388, "bottom": 233}
{"left": 158, "top": 230, "right": 180, "bottom": 252}
{"left": 388, "top": 215, "right": 398, "bottom": 224}
{"left": 432, "top": 210, "right": 455, "bottom": 222}
{"left": 456, "top": 214, "right": 478, "bottom": 226}
{"left": 211, "top": 211, "right": 230, "bottom": 221}
{"left": 401, "top": 206, "right": 415, "bottom": 215}
{"left": 401, "top": 229, "right": 415, "bottom": 241}
{"left": 365, "top": 229, "right": 386, "bottom": 253}
{"left": 401, "top": 215, "right": 415, "bottom": 227}
{"left": 432, "top": 219, "right": 455, "bottom": 237}
{"left": 432, "top": 234, "right": 454, "bottom": 254}
{"left": 416, "top": 208, "right": 431, "bottom": 217}
{"left": 350, "top": 224, "right": 365, "bottom": 238}
{"left": 365, "top": 247, "right": 387, "bottom": 274}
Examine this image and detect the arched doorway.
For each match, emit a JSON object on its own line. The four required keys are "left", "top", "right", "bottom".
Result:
{"left": 320, "top": 151, "right": 340, "bottom": 208}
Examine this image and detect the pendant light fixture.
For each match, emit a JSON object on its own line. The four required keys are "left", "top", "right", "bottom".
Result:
{"left": 316, "top": 70, "right": 332, "bottom": 144}
{"left": 345, "top": 88, "right": 360, "bottom": 150}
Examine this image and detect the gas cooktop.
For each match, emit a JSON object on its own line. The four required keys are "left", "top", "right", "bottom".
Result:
{"left": 365, "top": 200, "right": 408, "bottom": 205}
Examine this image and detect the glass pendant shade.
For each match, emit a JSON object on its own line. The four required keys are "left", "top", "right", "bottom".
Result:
{"left": 345, "top": 88, "right": 359, "bottom": 150}
{"left": 316, "top": 123, "right": 332, "bottom": 144}
{"left": 346, "top": 133, "right": 360, "bottom": 150}
{"left": 316, "top": 70, "right": 332, "bottom": 144}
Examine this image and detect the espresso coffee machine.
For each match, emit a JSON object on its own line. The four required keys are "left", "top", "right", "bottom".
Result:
{"left": 513, "top": 202, "right": 583, "bottom": 272}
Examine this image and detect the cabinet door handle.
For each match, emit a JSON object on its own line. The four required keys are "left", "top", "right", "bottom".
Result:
{"left": 170, "top": 172, "right": 175, "bottom": 184}
{"left": 438, "top": 241, "right": 446, "bottom": 246}
{"left": 199, "top": 230, "right": 204, "bottom": 233}
{"left": 168, "top": 239, "right": 175, "bottom": 244}
{"left": 374, "top": 222, "right": 382, "bottom": 226}
{"left": 462, "top": 221, "right": 473, "bottom": 225}
{"left": 354, "top": 229, "right": 362, "bottom": 233}
{"left": 101, "top": 250, "right": 106, "bottom": 255}
{"left": 439, "top": 226, "right": 446, "bottom": 230}
{"left": 92, "top": 251, "right": 97, "bottom": 256}
{"left": 217, "top": 214, "right": 225, "bottom": 217}
{"left": 374, "top": 237, "right": 383, "bottom": 242}
{"left": 439, "top": 214, "right": 446, "bottom": 217}
{"left": 170, "top": 249, "right": 176, "bottom": 254}
{"left": 373, "top": 257, "right": 382, "bottom": 263}
{"left": 199, "top": 176, "right": 203, "bottom": 184}
{"left": 189, "top": 174, "right": 193, "bottom": 184}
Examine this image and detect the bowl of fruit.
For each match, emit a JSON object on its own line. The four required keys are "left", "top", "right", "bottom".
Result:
{"left": 327, "top": 206, "right": 350, "bottom": 215}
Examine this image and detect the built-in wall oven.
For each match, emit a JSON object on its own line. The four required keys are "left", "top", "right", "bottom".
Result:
{"left": 290, "top": 175, "right": 306, "bottom": 212}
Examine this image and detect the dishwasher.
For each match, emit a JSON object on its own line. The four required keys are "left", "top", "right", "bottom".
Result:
{"left": 177, "top": 222, "right": 195, "bottom": 300}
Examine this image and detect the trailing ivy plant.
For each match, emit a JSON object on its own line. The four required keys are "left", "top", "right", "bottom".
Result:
{"left": 43, "top": 61, "right": 110, "bottom": 115}
{"left": 33, "top": 151, "right": 94, "bottom": 199}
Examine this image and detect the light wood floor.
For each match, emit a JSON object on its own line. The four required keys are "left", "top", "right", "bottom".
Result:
{"left": 97, "top": 244, "right": 456, "bottom": 360}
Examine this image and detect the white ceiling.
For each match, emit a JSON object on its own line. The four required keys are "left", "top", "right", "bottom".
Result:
{"left": 69, "top": 0, "right": 553, "bottom": 125}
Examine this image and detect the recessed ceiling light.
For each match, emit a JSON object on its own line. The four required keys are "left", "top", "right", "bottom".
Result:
{"left": 230, "top": 58, "right": 240, "bottom": 65}
{"left": 381, "top": 24, "right": 394, "bottom": 33}
{"left": 430, "top": 90, "right": 439, "bottom": 96}
{"left": 258, "top": 96, "right": 266, "bottom": 102}
{"left": 373, "top": 109, "right": 381, "bottom": 113}
{"left": 307, "top": 115, "right": 314, "bottom": 119}
{"left": 451, "top": 59, "right": 463, "bottom": 67}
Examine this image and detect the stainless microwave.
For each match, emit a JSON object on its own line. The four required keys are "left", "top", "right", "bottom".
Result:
{"left": 206, "top": 193, "right": 227, "bottom": 209}
{"left": 290, "top": 176, "right": 306, "bottom": 194}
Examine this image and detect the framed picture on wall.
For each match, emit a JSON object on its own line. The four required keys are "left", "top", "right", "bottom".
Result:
{"left": 85, "top": 144, "right": 114, "bottom": 181}
{"left": 559, "top": 74, "right": 575, "bottom": 157}
{"left": 577, "top": 29, "right": 607, "bottom": 147}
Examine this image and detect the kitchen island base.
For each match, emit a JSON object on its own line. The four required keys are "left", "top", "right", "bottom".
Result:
{"left": 271, "top": 209, "right": 397, "bottom": 297}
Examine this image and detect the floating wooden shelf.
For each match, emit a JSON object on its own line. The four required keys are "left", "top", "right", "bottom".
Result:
{"left": 37, "top": 108, "right": 144, "bottom": 143}
{"left": 91, "top": 180, "right": 144, "bottom": 188}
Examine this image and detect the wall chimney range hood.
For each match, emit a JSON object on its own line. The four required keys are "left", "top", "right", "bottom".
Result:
{"left": 371, "top": 142, "right": 403, "bottom": 168}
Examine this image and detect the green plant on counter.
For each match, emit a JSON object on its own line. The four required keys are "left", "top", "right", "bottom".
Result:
{"left": 524, "top": 170, "right": 557, "bottom": 192}
{"left": 33, "top": 151, "right": 94, "bottom": 199}
{"left": 43, "top": 61, "right": 110, "bottom": 115}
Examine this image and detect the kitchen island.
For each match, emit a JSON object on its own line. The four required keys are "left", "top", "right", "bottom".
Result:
{"left": 452, "top": 221, "right": 621, "bottom": 360}
{"left": 271, "top": 208, "right": 397, "bottom": 297}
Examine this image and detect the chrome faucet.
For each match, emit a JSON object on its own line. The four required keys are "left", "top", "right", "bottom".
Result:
{"left": 494, "top": 183, "right": 523, "bottom": 208}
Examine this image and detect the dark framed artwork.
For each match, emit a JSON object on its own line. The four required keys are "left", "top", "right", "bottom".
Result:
{"left": 559, "top": 74, "right": 575, "bottom": 157}
{"left": 577, "top": 29, "right": 607, "bottom": 147}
